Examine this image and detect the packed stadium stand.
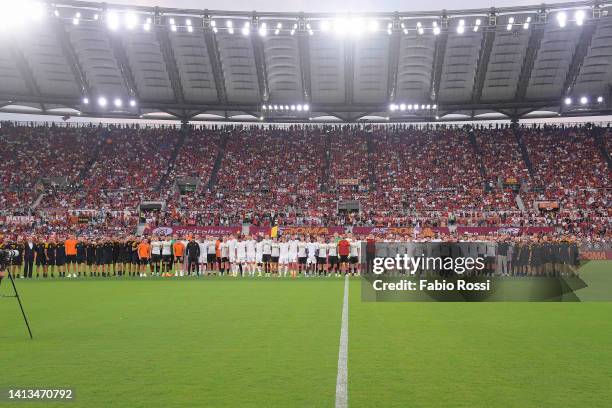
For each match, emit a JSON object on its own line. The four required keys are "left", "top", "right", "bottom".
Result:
{"left": 0, "top": 121, "right": 609, "bottom": 239}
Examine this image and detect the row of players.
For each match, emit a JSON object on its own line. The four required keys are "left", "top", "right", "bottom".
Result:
{"left": 1, "top": 234, "right": 580, "bottom": 278}
{"left": 0, "top": 234, "right": 361, "bottom": 278}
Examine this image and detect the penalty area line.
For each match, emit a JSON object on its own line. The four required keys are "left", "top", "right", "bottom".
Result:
{"left": 335, "top": 275, "right": 349, "bottom": 408}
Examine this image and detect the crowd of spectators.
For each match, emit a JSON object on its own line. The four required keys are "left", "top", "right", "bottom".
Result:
{"left": 0, "top": 121, "right": 609, "bottom": 239}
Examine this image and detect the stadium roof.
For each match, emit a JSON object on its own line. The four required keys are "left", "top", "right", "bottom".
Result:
{"left": 1, "top": 0, "right": 612, "bottom": 122}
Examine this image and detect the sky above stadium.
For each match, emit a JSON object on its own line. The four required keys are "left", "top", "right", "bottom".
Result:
{"left": 112, "top": 0, "right": 569, "bottom": 13}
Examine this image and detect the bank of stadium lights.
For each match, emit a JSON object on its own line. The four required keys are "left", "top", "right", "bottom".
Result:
{"left": 125, "top": 12, "right": 138, "bottom": 29}
{"left": 554, "top": 10, "right": 586, "bottom": 28}
{"left": 143, "top": 18, "right": 152, "bottom": 31}
{"left": 258, "top": 22, "right": 267, "bottom": 36}
{"left": 0, "top": 1, "right": 45, "bottom": 31}
{"left": 389, "top": 103, "right": 436, "bottom": 112}
{"left": 262, "top": 104, "right": 309, "bottom": 112}
{"left": 457, "top": 19, "right": 465, "bottom": 34}
{"left": 556, "top": 12, "right": 567, "bottom": 27}
{"left": 318, "top": 18, "right": 380, "bottom": 36}
{"left": 107, "top": 11, "right": 120, "bottom": 30}
{"left": 575, "top": 10, "right": 586, "bottom": 26}
{"left": 433, "top": 22, "right": 441, "bottom": 35}
{"left": 563, "top": 96, "right": 604, "bottom": 106}
{"left": 241, "top": 21, "right": 250, "bottom": 36}
{"left": 274, "top": 23, "right": 281, "bottom": 35}
{"left": 474, "top": 19, "right": 481, "bottom": 32}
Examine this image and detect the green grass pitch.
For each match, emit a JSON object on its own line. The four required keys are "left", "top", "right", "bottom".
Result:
{"left": 1, "top": 261, "right": 611, "bottom": 407}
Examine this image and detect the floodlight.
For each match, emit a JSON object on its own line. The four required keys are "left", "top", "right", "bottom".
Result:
{"left": 98, "top": 96, "right": 107, "bottom": 107}
{"left": 242, "top": 21, "right": 250, "bottom": 36}
{"left": 114, "top": 98, "right": 122, "bottom": 108}
{"left": 457, "top": 20, "right": 465, "bottom": 34}
{"left": 259, "top": 22, "right": 267, "bottom": 36}
{"left": 597, "top": 96, "right": 604, "bottom": 103}
{"left": 129, "top": 99, "right": 136, "bottom": 107}
{"left": 333, "top": 18, "right": 351, "bottom": 35}
{"left": 575, "top": 10, "right": 585, "bottom": 26}
{"left": 125, "top": 12, "right": 138, "bottom": 29}
{"left": 107, "top": 11, "right": 120, "bottom": 30}
{"left": 564, "top": 97, "right": 572, "bottom": 105}
{"left": 556, "top": 12, "right": 567, "bottom": 27}
{"left": 580, "top": 96, "right": 588, "bottom": 105}
{"left": 83, "top": 97, "right": 89, "bottom": 104}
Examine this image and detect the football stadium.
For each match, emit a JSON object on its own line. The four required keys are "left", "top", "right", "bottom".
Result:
{"left": 0, "top": 0, "right": 611, "bottom": 407}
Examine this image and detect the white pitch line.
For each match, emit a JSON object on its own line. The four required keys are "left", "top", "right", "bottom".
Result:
{"left": 335, "top": 275, "right": 349, "bottom": 408}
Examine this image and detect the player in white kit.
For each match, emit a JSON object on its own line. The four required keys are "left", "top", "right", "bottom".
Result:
{"left": 262, "top": 237, "right": 272, "bottom": 276}
{"left": 235, "top": 237, "right": 247, "bottom": 277}
{"left": 327, "top": 238, "right": 339, "bottom": 276}
{"left": 297, "top": 237, "right": 308, "bottom": 277}
{"left": 278, "top": 236, "right": 290, "bottom": 277}
{"left": 150, "top": 237, "right": 162, "bottom": 275}
{"left": 306, "top": 237, "right": 318, "bottom": 277}
{"left": 245, "top": 235, "right": 257, "bottom": 276}
{"left": 288, "top": 235, "right": 299, "bottom": 278}
{"left": 255, "top": 236, "right": 264, "bottom": 276}
{"left": 206, "top": 237, "right": 217, "bottom": 275}
{"left": 227, "top": 235, "right": 238, "bottom": 276}
{"left": 219, "top": 238, "right": 229, "bottom": 276}
{"left": 317, "top": 237, "right": 328, "bottom": 276}
{"left": 198, "top": 236, "right": 207, "bottom": 276}
{"left": 349, "top": 236, "right": 361, "bottom": 276}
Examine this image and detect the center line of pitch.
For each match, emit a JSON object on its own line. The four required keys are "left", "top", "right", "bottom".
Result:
{"left": 335, "top": 275, "right": 349, "bottom": 408}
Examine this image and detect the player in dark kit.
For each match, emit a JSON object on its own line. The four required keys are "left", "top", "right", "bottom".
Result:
{"left": 9, "top": 238, "right": 25, "bottom": 279}
{"left": 46, "top": 237, "right": 57, "bottom": 278}
{"left": 103, "top": 239, "right": 114, "bottom": 277}
{"left": 76, "top": 239, "right": 86, "bottom": 277}
{"left": 35, "top": 239, "right": 48, "bottom": 278}
{"left": 130, "top": 238, "right": 139, "bottom": 276}
{"left": 56, "top": 238, "right": 67, "bottom": 278}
